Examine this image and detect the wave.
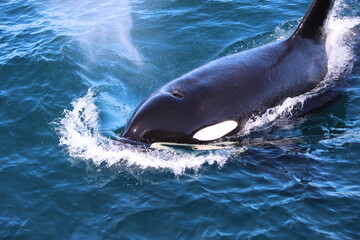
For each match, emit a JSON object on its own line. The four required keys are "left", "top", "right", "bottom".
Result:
{"left": 58, "top": 89, "right": 233, "bottom": 175}
{"left": 58, "top": 0, "right": 359, "bottom": 175}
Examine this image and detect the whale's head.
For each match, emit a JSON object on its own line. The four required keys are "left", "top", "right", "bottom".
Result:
{"left": 122, "top": 82, "right": 238, "bottom": 144}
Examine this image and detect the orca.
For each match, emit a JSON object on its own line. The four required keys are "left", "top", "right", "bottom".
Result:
{"left": 122, "top": 0, "right": 335, "bottom": 144}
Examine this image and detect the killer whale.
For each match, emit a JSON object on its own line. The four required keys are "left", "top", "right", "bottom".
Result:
{"left": 122, "top": 0, "right": 335, "bottom": 144}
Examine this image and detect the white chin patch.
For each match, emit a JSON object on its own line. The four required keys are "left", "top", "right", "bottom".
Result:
{"left": 193, "top": 120, "right": 238, "bottom": 141}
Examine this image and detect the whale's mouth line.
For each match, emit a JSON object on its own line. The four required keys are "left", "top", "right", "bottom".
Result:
{"left": 149, "top": 141, "right": 240, "bottom": 152}
{"left": 116, "top": 135, "right": 238, "bottom": 151}
{"left": 114, "top": 136, "right": 150, "bottom": 147}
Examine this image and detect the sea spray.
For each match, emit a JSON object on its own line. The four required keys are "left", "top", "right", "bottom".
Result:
{"left": 43, "top": 0, "right": 142, "bottom": 65}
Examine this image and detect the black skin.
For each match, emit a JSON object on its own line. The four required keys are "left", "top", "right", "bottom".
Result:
{"left": 122, "top": 0, "right": 334, "bottom": 144}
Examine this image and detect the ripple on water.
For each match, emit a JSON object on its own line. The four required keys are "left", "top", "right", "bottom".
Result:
{"left": 0, "top": 0, "right": 359, "bottom": 239}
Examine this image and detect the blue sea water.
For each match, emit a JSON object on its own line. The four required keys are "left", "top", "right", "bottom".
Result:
{"left": 1, "top": 0, "right": 360, "bottom": 239}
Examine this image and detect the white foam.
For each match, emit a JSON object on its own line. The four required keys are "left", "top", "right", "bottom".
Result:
{"left": 325, "top": 1, "right": 358, "bottom": 79}
{"left": 242, "top": 1, "right": 359, "bottom": 134}
{"left": 58, "top": 90, "right": 231, "bottom": 175}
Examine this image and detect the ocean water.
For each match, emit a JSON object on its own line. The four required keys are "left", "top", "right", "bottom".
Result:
{"left": 1, "top": 0, "right": 359, "bottom": 239}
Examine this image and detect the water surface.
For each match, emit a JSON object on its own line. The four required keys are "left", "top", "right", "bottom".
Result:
{"left": 1, "top": 0, "right": 359, "bottom": 239}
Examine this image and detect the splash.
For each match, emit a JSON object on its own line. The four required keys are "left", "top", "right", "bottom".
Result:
{"left": 242, "top": 1, "right": 359, "bottom": 134}
{"left": 45, "top": 0, "right": 142, "bottom": 65}
{"left": 58, "top": 90, "right": 230, "bottom": 175}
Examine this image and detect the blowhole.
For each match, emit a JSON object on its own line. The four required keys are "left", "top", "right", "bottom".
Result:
{"left": 170, "top": 90, "right": 184, "bottom": 99}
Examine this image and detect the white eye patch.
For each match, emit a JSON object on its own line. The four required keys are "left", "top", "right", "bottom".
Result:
{"left": 193, "top": 120, "right": 238, "bottom": 141}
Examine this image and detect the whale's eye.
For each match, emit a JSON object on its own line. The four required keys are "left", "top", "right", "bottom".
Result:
{"left": 170, "top": 90, "right": 184, "bottom": 99}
